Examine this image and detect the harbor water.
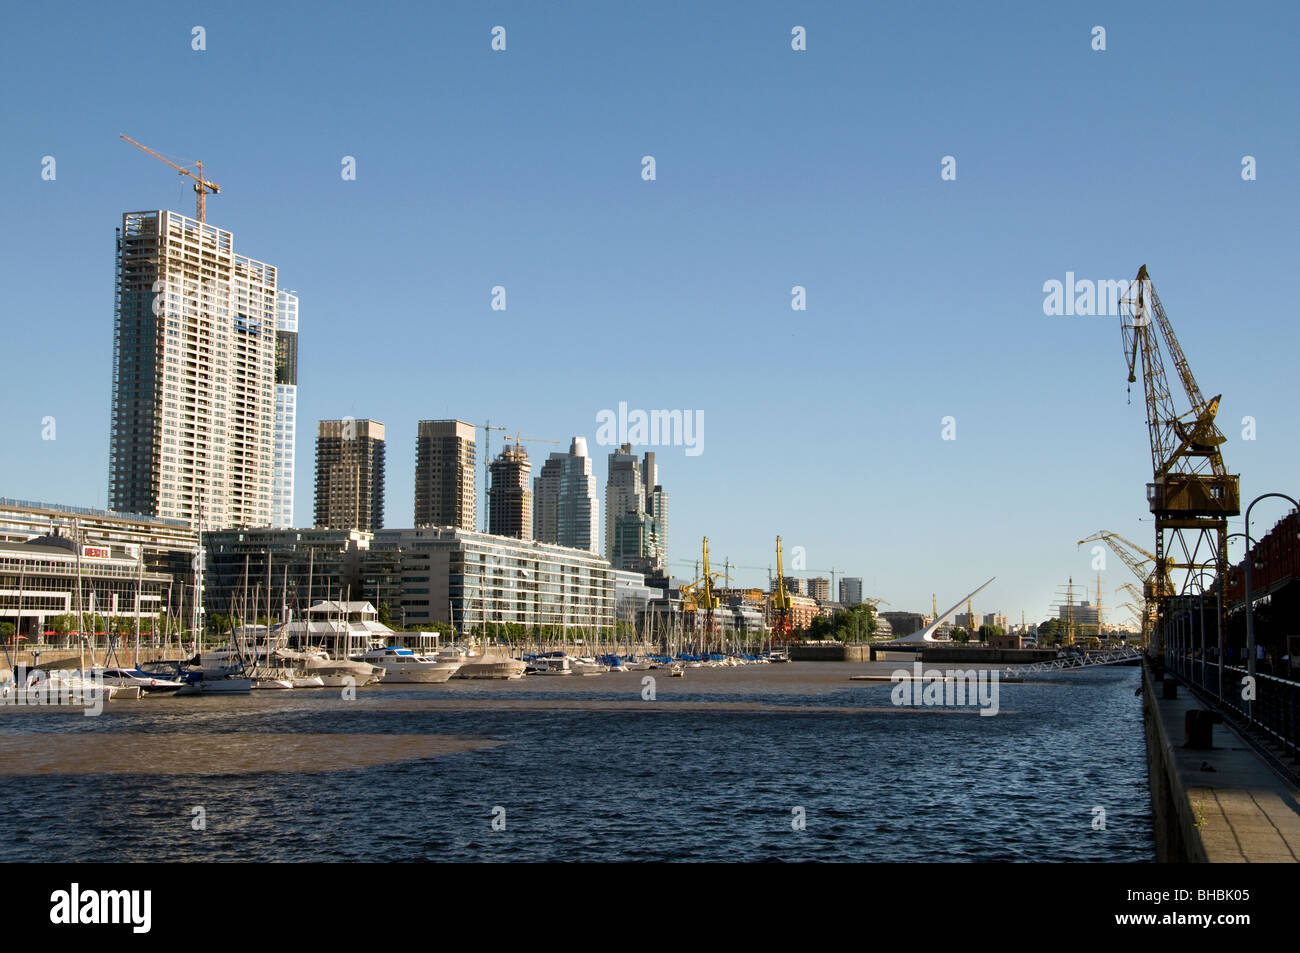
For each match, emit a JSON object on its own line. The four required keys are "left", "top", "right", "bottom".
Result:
{"left": 0, "top": 662, "right": 1153, "bottom": 862}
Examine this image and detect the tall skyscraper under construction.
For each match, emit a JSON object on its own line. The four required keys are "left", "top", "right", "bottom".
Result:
{"left": 488, "top": 443, "right": 532, "bottom": 539}
{"left": 108, "top": 210, "right": 279, "bottom": 529}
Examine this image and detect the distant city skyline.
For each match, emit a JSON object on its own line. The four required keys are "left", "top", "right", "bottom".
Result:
{"left": 3, "top": 3, "right": 1297, "bottom": 624}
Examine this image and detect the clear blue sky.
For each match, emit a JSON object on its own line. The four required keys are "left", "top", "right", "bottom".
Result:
{"left": 2, "top": 1, "right": 1297, "bottom": 625}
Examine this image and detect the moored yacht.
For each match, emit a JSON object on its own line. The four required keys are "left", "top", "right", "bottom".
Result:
{"left": 94, "top": 666, "right": 185, "bottom": 695}
{"left": 530, "top": 652, "right": 576, "bottom": 675}
{"left": 351, "top": 646, "right": 461, "bottom": 683}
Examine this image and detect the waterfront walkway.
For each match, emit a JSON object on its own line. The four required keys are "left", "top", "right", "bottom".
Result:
{"left": 1146, "top": 663, "right": 1300, "bottom": 862}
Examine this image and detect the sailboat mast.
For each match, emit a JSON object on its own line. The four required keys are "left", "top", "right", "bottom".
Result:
{"left": 133, "top": 547, "right": 143, "bottom": 668}
{"left": 74, "top": 518, "right": 85, "bottom": 669}
{"left": 305, "top": 547, "right": 314, "bottom": 649}
{"left": 193, "top": 491, "right": 204, "bottom": 657}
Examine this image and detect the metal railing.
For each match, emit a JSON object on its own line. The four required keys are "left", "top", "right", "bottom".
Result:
{"left": 998, "top": 645, "right": 1143, "bottom": 678}
{"left": 1166, "top": 644, "right": 1300, "bottom": 762}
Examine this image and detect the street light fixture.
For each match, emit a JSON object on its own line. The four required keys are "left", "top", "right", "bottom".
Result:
{"left": 1189, "top": 569, "right": 1217, "bottom": 691}
{"left": 1242, "top": 493, "right": 1300, "bottom": 694}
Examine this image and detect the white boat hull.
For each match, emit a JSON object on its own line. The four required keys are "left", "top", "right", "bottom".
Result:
{"left": 375, "top": 666, "right": 457, "bottom": 684}
{"left": 453, "top": 657, "right": 527, "bottom": 680}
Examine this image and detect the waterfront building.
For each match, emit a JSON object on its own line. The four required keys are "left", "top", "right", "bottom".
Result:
{"left": 488, "top": 444, "right": 532, "bottom": 539}
{"left": 839, "top": 577, "right": 863, "bottom": 606}
{"left": 0, "top": 531, "right": 171, "bottom": 643}
{"left": 533, "top": 437, "right": 600, "bottom": 553}
{"left": 983, "top": 612, "right": 1009, "bottom": 630}
{"left": 366, "top": 527, "right": 615, "bottom": 637}
{"left": 281, "top": 600, "right": 395, "bottom": 656}
{"left": 613, "top": 569, "right": 660, "bottom": 632}
{"left": 108, "top": 210, "right": 279, "bottom": 529}
{"left": 808, "top": 577, "right": 831, "bottom": 602}
{"left": 0, "top": 498, "right": 197, "bottom": 625}
{"left": 314, "top": 419, "right": 386, "bottom": 532}
{"left": 414, "top": 420, "right": 476, "bottom": 529}
{"left": 271, "top": 291, "right": 299, "bottom": 529}
{"left": 775, "top": 592, "right": 818, "bottom": 631}
{"left": 203, "top": 527, "right": 372, "bottom": 619}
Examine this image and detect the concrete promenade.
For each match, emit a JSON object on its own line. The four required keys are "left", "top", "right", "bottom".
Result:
{"left": 1144, "top": 660, "right": 1300, "bottom": 862}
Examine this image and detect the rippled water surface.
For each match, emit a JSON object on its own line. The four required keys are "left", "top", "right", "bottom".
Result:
{"left": 0, "top": 662, "right": 1152, "bottom": 861}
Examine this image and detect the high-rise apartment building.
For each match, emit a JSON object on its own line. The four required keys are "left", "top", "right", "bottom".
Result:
{"left": 604, "top": 443, "right": 666, "bottom": 572}
{"left": 643, "top": 452, "right": 668, "bottom": 569}
{"left": 314, "top": 419, "right": 386, "bottom": 532}
{"left": 271, "top": 290, "right": 298, "bottom": 528}
{"left": 488, "top": 444, "right": 532, "bottom": 539}
{"left": 414, "top": 420, "right": 476, "bottom": 529}
{"left": 839, "top": 576, "right": 863, "bottom": 606}
{"left": 808, "top": 577, "right": 831, "bottom": 602}
{"left": 109, "top": 210, "right": 279, "bottom": 529}
{"left": 533, "top": 436, "right": 600, "bottom": 552}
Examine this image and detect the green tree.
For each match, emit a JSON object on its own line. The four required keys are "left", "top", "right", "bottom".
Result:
{"left": 1, "top": 622, "right": 14, "bottom": 641}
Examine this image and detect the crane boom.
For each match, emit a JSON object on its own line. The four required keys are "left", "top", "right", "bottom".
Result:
{"left": 1119, "top": 266, "right": 1238, "bottom": 651}
{"left": 120, "top": 135, "right": 220, "bottom": 222}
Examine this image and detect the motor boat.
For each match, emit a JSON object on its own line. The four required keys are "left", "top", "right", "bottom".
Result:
{"left": 571, "top": 657, "right": 609, "bottom": 676}
{"left": 530, "top": 653, "right": 576, "bottom": 675}
{"left": 351, "top": 646, "right": 461, "bottom": 683}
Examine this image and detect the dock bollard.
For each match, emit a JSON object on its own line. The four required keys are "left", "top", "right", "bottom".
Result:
{"left": 1162, "top": 678, "right": 1179, "bottom": 700}
{"left": 1184, "top": 709, "right": 1222, "bottom": 750}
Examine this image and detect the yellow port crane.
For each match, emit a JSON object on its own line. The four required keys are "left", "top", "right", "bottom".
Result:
{"left": 679, "top": 537, "right": 722, "bottom": 652}
{"left": 770, "top": 536, "right": 794, "bottom": 643}
{"left": 1120, "top": 265, "right": 1239, "bottom": 649}
{"left": 121, "top": 135, "right": 220, "bottom": 223}
{"left": 1078, "top": 529, "right": 1172, "bottom": 649}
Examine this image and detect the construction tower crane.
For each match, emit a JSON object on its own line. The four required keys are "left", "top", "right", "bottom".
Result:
{"left": 479, "top": 421, "right": 507, "bottom": 532}
{"left": 1120, "top": 265, "right": 1239, "bottom": 648}
{"left": 121, "top": 135, "right": 220, "bottom": 223}
{"left": 504, "top": 432, "right": 561, "bottom": 452}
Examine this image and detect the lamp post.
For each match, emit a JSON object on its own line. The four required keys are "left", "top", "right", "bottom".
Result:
{"left": 1225, "top": 530, "right": 1257, "bottom": 694}
{"left": 1192, "top": 571, "right": 1217, "bottom": 692}
{"left": 1243, "top": 494, "right": 1300, "bottom": 700}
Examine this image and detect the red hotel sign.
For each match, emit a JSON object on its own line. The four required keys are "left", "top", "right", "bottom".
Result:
{"left": 82, "top": 546, "right": 111, "bottom": 560}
